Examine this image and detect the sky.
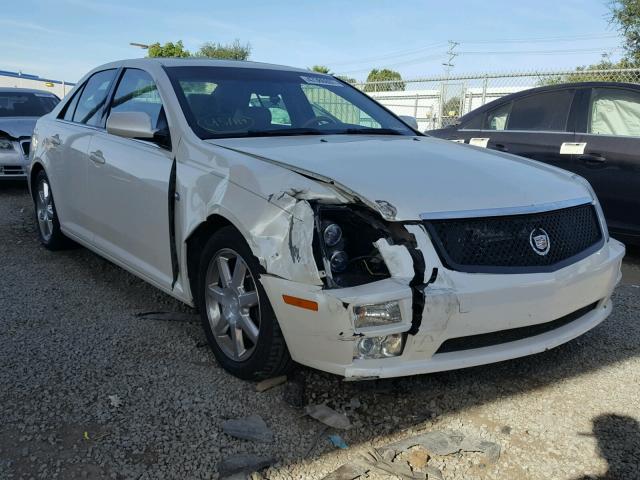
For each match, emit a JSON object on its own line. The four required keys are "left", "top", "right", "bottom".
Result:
{"left": 0, "top": 0, "right": 624, "bottom": 83}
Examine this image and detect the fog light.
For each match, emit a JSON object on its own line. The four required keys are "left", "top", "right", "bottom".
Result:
{"left": 353, "top": 301, "right": 402, "bottom": 328}
{"left": 354, "top": 334, "right": 405, "bottom": 359}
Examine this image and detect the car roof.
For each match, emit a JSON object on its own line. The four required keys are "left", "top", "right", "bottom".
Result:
{"left": 458, "top": 81, "right": 640, "bottom": 123}
{"left": 93, "top": 57, "right": 311, "bottom": 74}
{"left": 0, "top": 87, "right": 59, "bottom": 95}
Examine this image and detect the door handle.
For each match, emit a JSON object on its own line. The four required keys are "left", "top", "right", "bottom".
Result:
{"left": 49, "top": 134, "right": 61, "bottom": 147}
{"left": 494, "top": 143, "right": 509, "bottom": 152}
{"left": 89, "top": 150, "right": 105, "bottom": 165}
{"left": 578, "top": 153, "right": 606, "bottom": 164}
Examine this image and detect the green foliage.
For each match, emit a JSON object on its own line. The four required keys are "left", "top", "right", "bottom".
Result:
{"left": 336, "top": 75, "right": 357, "bottom": 85}
{"left": 147, "top": 41, "right": 191, "bottom": 58}
{"left": 363, "top": 69, "right": 405, "bottom": 92}
{"left": 610, "top": 0, "right": 640, "bottom": 64}
{"left": 196, "top": 39, "right": 251, "bottom": 60}
{"left": 309, "top": 65, "right": 332, "bottom": 74}
{"left": 146, "top": 39, "right": 251, "bottom": 60}
{"left": 442, "top": 96, "right": 461, "bottom": 117}
{"left": 539, "top": 58, "right": 640, "bottom": 85}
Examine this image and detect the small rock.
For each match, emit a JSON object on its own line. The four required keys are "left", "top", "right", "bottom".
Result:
{"left": 218, "top": 454, "right": 274, "bottom": 478}
{"left": 222, "top": 415, "right": 273, "bottom": 443}
{"left": 305, "top": 404, "right": 351, "bottom": 430}
{"left": 255, "top": 376, "right": 287, "bottom": 393}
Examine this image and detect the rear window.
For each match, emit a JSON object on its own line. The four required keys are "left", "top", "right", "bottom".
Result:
{"left": 0, "top": 92, "right": 59, "bottom": 117}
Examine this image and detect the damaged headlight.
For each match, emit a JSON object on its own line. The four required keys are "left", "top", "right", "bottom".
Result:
{"left": 314, "top": 206, "right": 392, "bottom": 287}
{"left": 353, "top": 301, "right": 402, "bottom": 328}
{"left": 355, "top": 333, "right": 405, "bottom": 359}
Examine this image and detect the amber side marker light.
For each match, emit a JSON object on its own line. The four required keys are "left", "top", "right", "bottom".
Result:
{"left": 282, "top": 295, "right": 318, "bottom": 311}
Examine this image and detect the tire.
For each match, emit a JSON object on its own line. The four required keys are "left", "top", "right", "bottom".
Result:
{"left": 197, "top": 226, "right": 293, "bottom": 380}
{"left": 33, "top": 170, "right": 72, "bottom": 250}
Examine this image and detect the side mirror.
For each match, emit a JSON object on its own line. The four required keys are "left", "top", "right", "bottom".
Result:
{"left": 106, "top": 111, "right": 154, "bottom": 139}
{"left": 399, "top": 115, "right": 419, "bottom": 130}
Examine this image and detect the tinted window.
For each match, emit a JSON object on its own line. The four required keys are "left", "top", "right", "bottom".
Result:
{"left": 484, "top": 102, "right": 511, "bottom": 130}
{"left": 462, "top": 112, "right": 483, "bottom": 129}
{"left": 0, "top": 92, "right": 58, "bottom": 117}
{"left": 62, "top": 87, "right": 83, "bottom": 121}
{"left": 110, "top": 69, "right": 164, "bottom": 129}
{"left": 73, "top": 69, "right": 117, "bottom": 126}
{"left": 589, "top": 88, "right": 640, "bottom": 136}
{"left": 508, "top": 90, "right": 573, "bottom": 131}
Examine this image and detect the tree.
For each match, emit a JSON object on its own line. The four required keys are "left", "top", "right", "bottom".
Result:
{"left": 147, "top": 41, "right": 191, "bottom": 58}
{"left": 539, "top": 57, "right": 640, "bottom": 85}
{"left": 309, "top": 65, "right": 332, "bottom": 74}
{"left": 610, "top": 0, "right": 640, "bottom": 65}
{"left": 336, "top": 75, "right": 357, "bottom": 85}
{"left": 196, "top": 39, "right": 251, "bottom": 60}
{"left": 363, "top": 68, "right": 405, "bottom": 92}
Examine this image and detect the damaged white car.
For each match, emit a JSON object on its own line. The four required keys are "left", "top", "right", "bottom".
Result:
{"left": 29, "top": 59, "right": 625, "bottom": 380}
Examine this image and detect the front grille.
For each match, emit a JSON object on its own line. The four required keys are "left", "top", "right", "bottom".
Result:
{"left": 0, "top": 165, "right": 25, "bottom": 175}
{"left": 435, "top": 301, "right": 599, "bottom": 354}
{"left": 20, "top": 140, "right": 30, "bottom": 157}
{"left": 423, "top": 203, "right": 603, "bottom": 273}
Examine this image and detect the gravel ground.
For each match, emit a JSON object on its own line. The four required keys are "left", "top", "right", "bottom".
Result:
{"left": 1, "top": 181, "right": 639, "bottom": 480}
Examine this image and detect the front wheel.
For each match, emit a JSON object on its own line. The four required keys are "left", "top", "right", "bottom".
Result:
{"left": 197, "top": 226, "right": 293, "bottom": 380}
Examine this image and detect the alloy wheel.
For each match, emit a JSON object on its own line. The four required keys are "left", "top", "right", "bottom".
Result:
{"left": 205, "top": 248, "right": 261, "bottom": 361}
{"left": 36, "top": 178, "right": 54, "bottom": 242}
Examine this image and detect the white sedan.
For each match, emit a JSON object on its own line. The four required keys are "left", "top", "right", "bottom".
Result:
{"left": 29, "top": 58, "right": 625, "bottom": 380}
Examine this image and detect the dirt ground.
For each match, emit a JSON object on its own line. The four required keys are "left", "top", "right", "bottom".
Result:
{"left": 1, "top": 181, "right": 639, "bottom": 480}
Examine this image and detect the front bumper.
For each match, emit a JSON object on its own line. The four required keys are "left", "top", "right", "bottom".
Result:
{"left": 0, "top": 141, "right": 29, "bottom": 179}
{"left": 261, "top": 236, "right": 625, "bottom": 379}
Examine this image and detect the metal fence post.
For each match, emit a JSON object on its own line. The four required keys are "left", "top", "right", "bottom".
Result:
{"left": 481, "top": 75, "right": 488, "bottom": 106}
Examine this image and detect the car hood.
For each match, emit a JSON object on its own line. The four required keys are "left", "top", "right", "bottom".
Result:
{"left": 0, "top": 117, "right": 38, "bottom": 138}
{"left": 209, "top": 135, "right": 591, "bottom": 221}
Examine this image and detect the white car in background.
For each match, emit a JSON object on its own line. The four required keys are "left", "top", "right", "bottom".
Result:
{"left": 0, "top": 88, "right": 59, "bottom": 179}
{"left": 29, "top": 58, "right": 624, "bottom": 380}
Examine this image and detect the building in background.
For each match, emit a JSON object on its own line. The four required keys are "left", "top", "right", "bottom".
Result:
{"left": 0, "top": 70, "right": 75, "bottom": 98}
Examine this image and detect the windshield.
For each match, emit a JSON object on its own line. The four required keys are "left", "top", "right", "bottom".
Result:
{"left": 0, "top": 92, "right": 59, "bottom": 118}
{"left": 166, "top": 66, "right": 415, "bottom": 139}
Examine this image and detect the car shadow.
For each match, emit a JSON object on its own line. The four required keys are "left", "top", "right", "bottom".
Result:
{"left": 573, "top": 414, "right": 640, "bottom": 480}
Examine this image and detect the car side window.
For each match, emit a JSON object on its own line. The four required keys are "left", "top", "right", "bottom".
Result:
{"left": 589, "top": 88, "right": 640, "bottom": 137}
{"left": 249, "top": 93, "right": 291, "bottom": 126}
{"left": 73, "top": 69, "right": 117, "bottom": 126}
{"left": 461, "top": 113, "right": 483, "bottom": 130}
{"left": 110, "top": 69, "right": 164, "bottom": 129}
{"left": 484, "top": 102, "right": 511, "bottom": 130}
{"left": 61, "top": 86, "right": 84, "bottom": 121}
{"left": 507, "top": 90, "right": 573, "bottom": 132}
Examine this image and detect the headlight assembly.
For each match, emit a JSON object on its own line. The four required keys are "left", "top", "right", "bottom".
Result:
{"left": 0, "top": 138, "right": 15, "bottom": 151}
{"left": 313, "top": 205, "right": 392, "bottom": 287}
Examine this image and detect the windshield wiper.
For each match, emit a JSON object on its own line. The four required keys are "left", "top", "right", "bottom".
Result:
{"left": 243, "top": 128, "right": 325, "bottom": 137}
{"left": 340, "top": 128, "right": 404, "bottom": 136}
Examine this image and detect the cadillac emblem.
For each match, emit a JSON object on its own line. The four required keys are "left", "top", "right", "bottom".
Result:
{"left": 529, "top": 228, "right": 551, "bottom": 256}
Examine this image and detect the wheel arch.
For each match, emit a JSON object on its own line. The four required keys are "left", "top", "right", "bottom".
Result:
{"left": 29, "top": 162, "right": 46, "bottom": 200}
{"left": 185, "top": 213, "right": 254, "bottom": 306}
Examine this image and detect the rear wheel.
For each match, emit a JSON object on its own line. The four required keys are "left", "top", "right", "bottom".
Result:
{"left": 197, "top": 226, "right": 293, "bottom": 380}
{"left": 34, "top": 170, "right": 71, "bottom": 250}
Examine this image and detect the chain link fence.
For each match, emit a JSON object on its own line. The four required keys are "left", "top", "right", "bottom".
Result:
{"left": 355, "top": 68, "right": 640, "bottom": 131}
